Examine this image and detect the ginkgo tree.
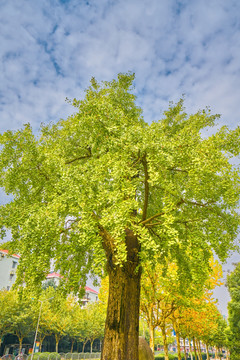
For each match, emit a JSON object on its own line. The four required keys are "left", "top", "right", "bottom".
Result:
{"left": 6, "top": 290, "right": 34, "bottom": 354}
{"left": 0, "top": 290, "right": 16, "bottom": 348}
{"left": 226, "top": 262, "right": 240, "bottom": 360}
{"left": 0, "top": 73, "right": 240, "bottom": 360}
{"left": 140, "top": 257, "right": 223, "bottom": 359}
{"left": 140, "top": 261, "right": 179, "bottom": 356}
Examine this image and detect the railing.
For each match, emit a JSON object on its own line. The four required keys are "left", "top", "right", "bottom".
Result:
{"left": 1, "top": 354, "right": 101, "bottom": 360}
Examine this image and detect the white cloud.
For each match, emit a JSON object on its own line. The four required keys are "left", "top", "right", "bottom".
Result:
{"left": 1, "top": 0, "right": 239, "bottom": 130}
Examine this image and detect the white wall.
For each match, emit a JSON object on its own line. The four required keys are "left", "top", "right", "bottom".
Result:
{"left": 0, "top": 251, "right": 19, "bottom": 290}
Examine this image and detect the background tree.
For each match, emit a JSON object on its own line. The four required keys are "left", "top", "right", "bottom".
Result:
{"left": 0, "top": 290, "right": 15, "bottom": 348}
{"left": 140, "top": 261, "right": 178, "bottom": 356}
{"left": 84, "top": 302, "right": 106, "bottom": 353}
{"left": 0, "top": 73, "right": 240, "bottom": 360}
{"left": 226, "top": 262, "right": 240, "bottom": 360}
{"left": 64, "top": 295, "right": 84, "bottom": 353}
{"left": 140, "top": 257, "right": 223, "bottom": 359}
{"left": 48, "top": 291, "right": 71, "bottom": 353}
{"left": 32, "top": 287, "right": 57, "bottom": 352}
{"left": 7, "top": 290, "right": 34, "bottom": 354}
{"left": 42, "top": 279, "right": 57, "bottom": 290}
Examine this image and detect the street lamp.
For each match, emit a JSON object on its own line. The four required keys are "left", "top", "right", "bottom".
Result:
{"left": 31, "top": 297, "right": 53, "bottom": 360}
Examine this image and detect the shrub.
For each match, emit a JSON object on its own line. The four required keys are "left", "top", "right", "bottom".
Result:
{"left": 32, "top": 353, "right": 61, "bottom": 360}
{"left": 155, "top": 354, "right": 185, "bottom": 360}
{"left": 48, "top": 353, "right": 61, "bottom": 360}
{"left": 33, "top": 352, "right": 49, "bottom": 360}
{"left": 155, "top": 354, "right": 179, "bottom": 360}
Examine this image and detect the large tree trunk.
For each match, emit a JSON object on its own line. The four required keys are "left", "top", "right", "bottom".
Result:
{"left": 101, "top": 229, "right": 141, "bottom": 360}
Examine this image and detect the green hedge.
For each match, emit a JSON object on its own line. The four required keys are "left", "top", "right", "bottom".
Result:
{"left": 32, "top": 352, "right": 61, "bottom": 360}
{"left": 155, "top": 353, "right": 209, "bottom": 360}
{"left": 155, "top": 354, "right": 183, "bottom": 360}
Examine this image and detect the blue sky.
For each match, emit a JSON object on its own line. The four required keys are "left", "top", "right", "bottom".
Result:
{"left": 0, "top": 0, "right": 240, "bottom": 314}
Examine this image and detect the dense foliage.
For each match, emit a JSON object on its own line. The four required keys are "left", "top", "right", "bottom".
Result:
{"left": 140, "top": 258, "right": 227, "bottom": 360}
{"left": 0, "top": 288, "right": 105, "bottom": 354}
{"left": 226, "top": 262, "right": 240, "bottom": 360}
{"left": 0, "top": 73, "right": 239, "bottom": 290}
{"left": 0, "top": 73, "right": 239, "bottom": 359}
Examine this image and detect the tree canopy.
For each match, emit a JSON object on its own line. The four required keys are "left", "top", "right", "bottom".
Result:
{"left": 1, "top": 73, "right": 239, "bottom": 288}
{"left": 0, "top": 73, "right": 239, "bottom": 360}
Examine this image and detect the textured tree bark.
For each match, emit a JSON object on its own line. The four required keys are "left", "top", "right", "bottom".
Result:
{"left": 101, "top": 230, "right": 141, "bottom": 360}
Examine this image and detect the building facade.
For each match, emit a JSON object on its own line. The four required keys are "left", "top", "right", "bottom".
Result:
{"left": 0, "top": 250, "right": 20, "bottom": 291}
{"left": 0, "top": 251, "right": 98, "bottom": 304}
{"left": 44, "top": 272, "right": 98, "bottom": 305}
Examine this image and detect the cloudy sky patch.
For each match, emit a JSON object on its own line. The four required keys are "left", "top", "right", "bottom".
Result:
{"left": 1, "top": 0, "right": 239, "bottom": 133}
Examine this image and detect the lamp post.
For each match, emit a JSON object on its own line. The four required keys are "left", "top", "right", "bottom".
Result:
{"left": 31, "top": 298, "right": 53, "bottom": 360}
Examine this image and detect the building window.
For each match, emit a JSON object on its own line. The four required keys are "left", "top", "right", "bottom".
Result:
{"left": 9, "top": 273, "right": 14, "bottom": 281}
{"left": 7, "top": 286, "right": 10, "bottom": 291}
{"left": 12, "top": 261, "right": 17, "bottom": 269}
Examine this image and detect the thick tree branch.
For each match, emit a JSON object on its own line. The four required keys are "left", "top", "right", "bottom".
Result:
{"left": 140, "top": 199, "right": 184, "bottom": 226}
{"left": 97, "top": 223, "right": 115, "bottom": 258}
{"left": 141, "top": 197, "right": 215, "bottom": 228}
{"left": 129, "top": 150, "right": 142, "bottom": 168}
{"left": 145, "top": 221, "right": 163, "bottom": 227}
{"left": 140, "top": 212, "right": 165, "bottom": 226}
{"left": 65, "top": 146, "right": 92, "bottom": 165}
